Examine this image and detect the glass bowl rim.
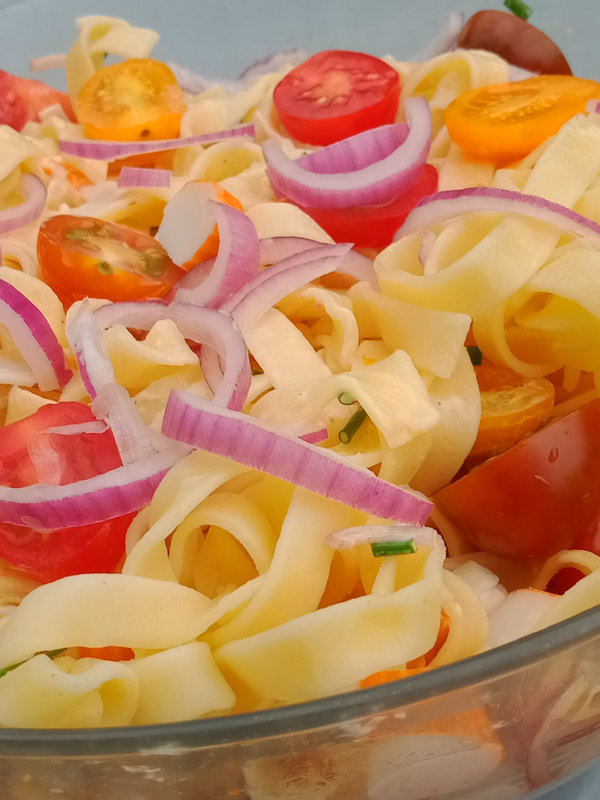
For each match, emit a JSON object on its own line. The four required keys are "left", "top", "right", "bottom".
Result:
{"left": 1, "top": 600, "right": 599, "bottom": 756}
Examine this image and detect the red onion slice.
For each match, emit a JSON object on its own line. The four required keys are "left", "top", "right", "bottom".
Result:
{"left": 327, "top": 524, "right": 442, "bottom": 550}
{"left": 0, "top": 279, "right": 72, "bottom": 391}
{"left": 259, "top": 236, "right": 379, "bottom": 287}
{"left": 221, "top": 242, "right": 352, "bottom": 332}
{"left": 395, "top": 186, "right": 600, "bottom": 241}
{"left": 0, "top": 443, "right": 186, "bottom": 531}
{"left": 90, "top": 300, "right": 251, "bottom": 410}
{"left": 0, "top": 174, "right": 47, "bottom": 234}
{"left": 117, "top": 167, "right": 172, "bottom": 188}
{"left": 261, "top": 97, "right": 432, "bottom": 208}
{"left": 58, "top": 125, "right": 255, "bottom": 160}
{"left": 171, "top": 197, "right": 261, "bottom": 307}
{"left": 161, "top": 391, "right": 433, "bottom": 524}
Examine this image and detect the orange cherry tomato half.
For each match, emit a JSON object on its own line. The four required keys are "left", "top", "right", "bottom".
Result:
{"left": 445, "top": 75, "right": 600, "bottom": 166}
{"left": 299, "top": 163, "right": 438, "bottom": 248}
{"left": 465, "top": 369, "right": 555, "bottom": 469}
{"left": 76, "top": 58, "right": 185, "bottom": 141}
{"left": 0, "top": 69, "right": 76, "bottom": 131}
{"left": 457, "top": 10, "right": 572, "bottom": 75}
{"left": 38, "top": 215, "right": 186, "bottom": 307}
{"left": 182, "top": 184, "right": 244, "bottom": 270}
{"left": 434, "top": 396, "right": 600, "bottom": 559}
{"left": 273, "top": 50, "right": 401, "bottom": 146}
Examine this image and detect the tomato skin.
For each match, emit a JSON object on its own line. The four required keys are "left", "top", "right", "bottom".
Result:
{"left": 0, "top": 403, "right": 134, "bottom": 583}
{"left": 273, "top": 50, "right": 401, "bottom": 146}
{"left": 445, "top": 76, "right": 600, "bottom": 166}
{"left": 0, "top": 69, "right": 76, "bottom": 131}
{"left": 38, "top": 215, "right": 186, "bottom": 307}
{"left": 434, "top": 397, "right": 600, "bottom": 560}
{"left": 298, "top": 164, "right": 438, "bottom": 248}
{"left": 457, "top": 10, "right": 572, "bottom": 76}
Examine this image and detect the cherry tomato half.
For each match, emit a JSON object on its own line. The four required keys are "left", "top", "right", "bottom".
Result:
{"left": 76, "top": 58, "right": 185, "bottom": 141}
{"left": 273, "top": 50, "right": 401, "bottom": 146}
{"left": 457, "top": 10, "right": 572, "bottom": 76}
{"left": 299, "top": 164, "right": 438, "bottom": 248}
{"left": 433, "top": 397, "right": 600, "bottom": 560}
{"left": 0, "top": 402, "right": 135, "bottom": 583}
{"left": 38, "top": 215, "right": 186, "bottom": 307}
{"left": 445, "top": 75, "right": 600, "bottom": 166}
{"left": 0, "top": 69, "right": 75, "bottom": 131}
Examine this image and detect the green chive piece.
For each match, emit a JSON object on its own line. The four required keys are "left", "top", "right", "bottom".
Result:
{"left": 338, "top": 391, "right": 357, "bottom": 406}
{"left": 467, "top": 344, "right": 483, "bottom": 365}
{"left": 503, "top": 0, "right": 533, "bottom": 20}
{"left": 0, "top": 649, "right": 65, "bottom": 679}
{"left": 338, "top": 406, "right": 367, "bottom": 444}
{"left": 371, "top": 539, "right": 417, "bottom": 557}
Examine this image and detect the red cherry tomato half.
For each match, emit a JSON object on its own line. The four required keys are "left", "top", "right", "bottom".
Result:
{"left": 300, "top": 164, "right": 439, "bottom": 248}
{"left": 273, "top": 50, "right": 401, "bottom": 146}
{"left": 38, "top": 214, "right": 186, "bottom": 308}
{"left": 0, "top": 69, "right": 76, "bottom": 131}
{"left": 0, "top": 402, "right": 134, "bottom": 583}
{"left": 433, "top": 397, "right": 600, "bottom": 560}
{"left": 457, "top": 10, "right": 572, "bottom": 76}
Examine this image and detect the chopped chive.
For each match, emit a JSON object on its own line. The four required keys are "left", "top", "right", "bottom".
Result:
{"left": 338, "top": 391, "right": 357, "bottom": 406}
{"left": 371, "top": 539, "right": 416, "bottom": 557}
{"left": 338, "top": 406, "right": 367, "bottom": 444}
{"left": 503, "top": 0, "right": 532, "bottom": 20}
{"left": 467, "top": 344, "right": 483, "bottom": 365}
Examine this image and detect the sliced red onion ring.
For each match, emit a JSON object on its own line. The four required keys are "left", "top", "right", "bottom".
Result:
{"left": 394, "top": 186, "right": 600, "bottom": 241}
{"left": 161, "top": 392, "right": 433, "bottom": 524}
{"left": 0, "top": 174, "right": 47, "bottom": 234}
{"left": 58, "top": 125, "right": 255, "bottom": 160}
{"left": 259, "top": 236, "right": 378, "bottom": 287}
{"left": 117, "top": 167, "right": 172, "bottom": 188}
{"left": 586, "top": 99, "right": 600, "bottom": 115}
{"left": 327, "top": 523, "right": 442, "bottom": 550}
{"left": 221, "top": 242, "right": 352, "bottom": 332}
{"left": 90, "top": 300, "right": 251, "bottom": 410}
{"left": 171, "top": 197, "right": 261, "bottom": 307}
{"left": 300, "top": 428, "right": 329, "bottom": 445}
{"left": 0, "top": 279, "right": 72, "bottom": 391}
{"left": 0, "top": 443, "right": 186, "bottom": 531}
{"left": 261, "top": 96, "right": 432, "bottom": 208}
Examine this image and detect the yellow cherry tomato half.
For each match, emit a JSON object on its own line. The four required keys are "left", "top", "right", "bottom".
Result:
{"left": 445, "top": 75, "right": 600, "bottom": 166}
{"left": 76, "top": 58, "right": 185, "bottom": 141}
{"left": 38, "top": 214, "right": 186, "bottom": 308}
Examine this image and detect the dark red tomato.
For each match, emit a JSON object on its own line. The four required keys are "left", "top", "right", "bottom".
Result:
{"left": 273, "top": 50, "right": 401, "bottom": 146}
{"left": 0, "top": 69, "right": 76, "bottom": 131}
{"left": 299, "top": 164, "right": 438, "bottom": 248}
{"left": 433, "top": 397, "right": 600, "bottom": 560}
{"left": 0, "top": 402, "right": 134, "bottom": 583}
{"left": 457, "top": 10, "right": 572, "bottom": 75}
{"left": 38, "top": 215, "right": 185, "bottom": 308}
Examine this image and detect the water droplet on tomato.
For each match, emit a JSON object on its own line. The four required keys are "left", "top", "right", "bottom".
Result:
{"left": 548, "top": 447, "right": 559, "bottom": 463}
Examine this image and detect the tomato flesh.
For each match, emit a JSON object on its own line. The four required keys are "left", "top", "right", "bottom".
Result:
{"left": 299, "top": 164, "right": 438, "bottom": 248}
{"left": 76, "top": 58, "right": 184, "bottom": 142}
{"left": 0, "top": 403, "right": 134, "bottom": 583}
{"left": 434, "top": 397, "right": 600, "bottom": 559}
{"left": 0, "top": 69, "right": 76, "bottom": 131}
{"left": 38, "top": 215, "right": 185, "bottom": 307}
{"left": 273, "top": 50, "right": 401, "bottom": 146}
{"left": 445, "top": 76, "right": 600, "bottom": 166}
{"left": 457, "top": 10, "right": 572, "bottom": 76}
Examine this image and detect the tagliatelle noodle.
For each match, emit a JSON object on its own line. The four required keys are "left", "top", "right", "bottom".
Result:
{"left": 0, "top": 653, "right": 139, "bottom": 728}
{"left": 0, "top": 572, "right": 217, "bottom": 669}
{"left": 204, "top": 488, "right": 365, "bottom": 649}
{"left": 214, "top": 534, "right": 446, "bottom": 705}
{"left": 376, "top": 114, "right": 600, "bottom": 319}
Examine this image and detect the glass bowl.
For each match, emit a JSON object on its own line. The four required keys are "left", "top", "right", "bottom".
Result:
{"left": 1, "top": 1, "right": 600, "bottom": 798}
